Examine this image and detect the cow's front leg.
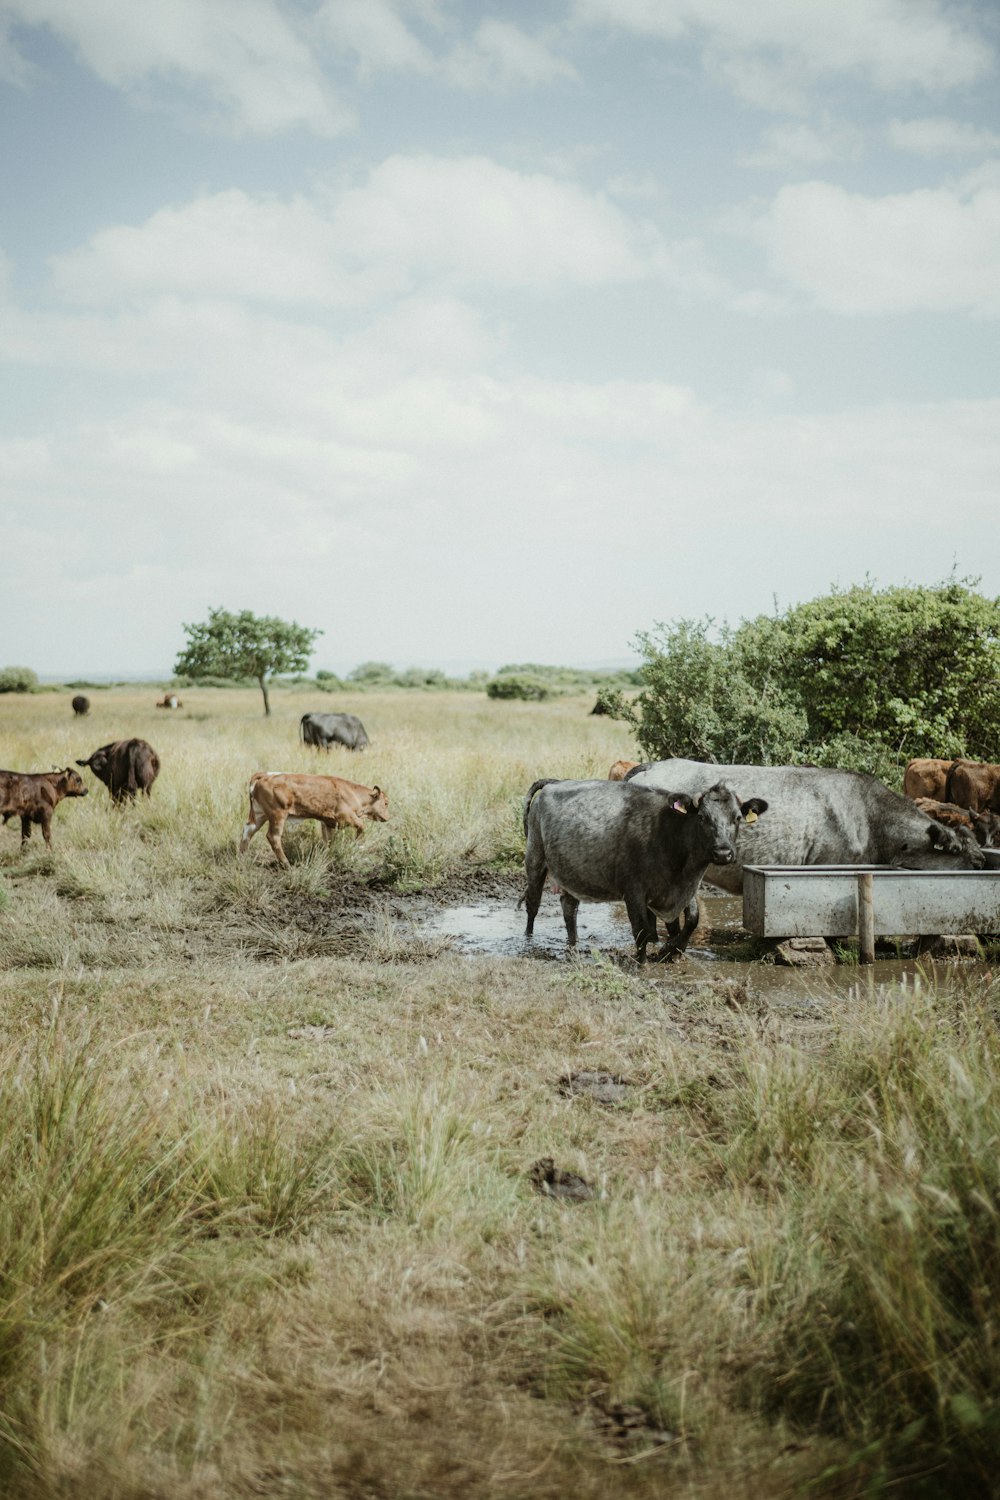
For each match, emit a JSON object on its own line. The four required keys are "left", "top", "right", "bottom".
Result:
{"left": 265, "top": 814, "right": 291, "bottom": 870}
{"left": 658, "top": 896, "right": 700, "bottom": 960}
{"left": 560, "top": 890, "right": 580, "bottom": 946}
{"left": 19, "top": 815, "right": 32, "bottom": 844}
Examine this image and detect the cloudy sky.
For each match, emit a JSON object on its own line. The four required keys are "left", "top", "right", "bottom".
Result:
{"left": 2, "top": 0, "right": 999, "bottom": 677}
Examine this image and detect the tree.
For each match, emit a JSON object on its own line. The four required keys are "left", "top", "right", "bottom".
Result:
{"left": 174, "top": 608, "right": 322, "bottom": 716}
{"left": 604, "top": 578, "right": 1000, "bottom": 780}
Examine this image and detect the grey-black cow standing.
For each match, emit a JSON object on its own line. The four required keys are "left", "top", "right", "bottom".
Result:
{"left": 299, "top": 712, "right": 370, "bottom": 751}
{"left": 522, "top": 778, "right": 768, "bottom": 962}
{"left": 625, "top": 759, "right": 985, "bottom": 888}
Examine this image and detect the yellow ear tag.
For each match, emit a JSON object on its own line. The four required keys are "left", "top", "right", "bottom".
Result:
{"left": 745, "top": 811, "right": 758, "bottom": 824}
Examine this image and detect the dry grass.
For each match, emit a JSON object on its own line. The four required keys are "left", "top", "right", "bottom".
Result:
{"left": 0, "top": 688, "right": 997, "bottom": 1498}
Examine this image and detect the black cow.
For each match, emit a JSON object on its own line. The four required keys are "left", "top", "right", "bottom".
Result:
{"left": 299, "top": 712, "right": 370, "bottom": 752}
{"left": 76, "top": 739, "right": 160, "bottom": 802}
{"left": 522, "top": 778, "right": 768, "bottom": 962}
{"left": 625, "top": 758, "right": 985, "bottom": 889}
{"left": 71, "top": 695, "right": 90, "bottom": 716}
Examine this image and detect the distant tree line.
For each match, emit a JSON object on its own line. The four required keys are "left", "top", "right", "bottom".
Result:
{"left": 598, "top": 578, "right": 1000, "bottom": 782}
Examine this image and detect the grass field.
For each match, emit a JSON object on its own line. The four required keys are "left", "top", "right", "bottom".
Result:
{"left": 0, "top": 687, "right": 998, "bottom": 1498}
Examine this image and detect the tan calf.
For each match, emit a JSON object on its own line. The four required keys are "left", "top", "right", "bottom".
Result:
{"left": 608, "top": 759, "right": 640, "bottom": 781}
{"left": 239, "top": 771, "right": 389, "bottom": 869}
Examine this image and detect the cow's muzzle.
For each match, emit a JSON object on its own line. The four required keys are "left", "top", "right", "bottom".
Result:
{"left": 712, "top": 846, "right": 736, "bottom": 864}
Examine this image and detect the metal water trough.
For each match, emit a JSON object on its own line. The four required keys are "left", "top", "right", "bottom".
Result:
{"left": 742, "top": 863, "right": 1000, "bottom": 963}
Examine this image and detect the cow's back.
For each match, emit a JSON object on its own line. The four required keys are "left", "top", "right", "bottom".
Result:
{"left": 628, "top": 759, "right": 878, "bottom": 891}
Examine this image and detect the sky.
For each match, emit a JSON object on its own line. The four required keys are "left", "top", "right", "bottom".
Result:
{"left": 2, "top": 0, "right": 999, "bottom": 678}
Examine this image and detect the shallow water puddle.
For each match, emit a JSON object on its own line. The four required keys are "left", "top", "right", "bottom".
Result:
{"left": 419, "top": 886, "right": 747, "bottom": 961}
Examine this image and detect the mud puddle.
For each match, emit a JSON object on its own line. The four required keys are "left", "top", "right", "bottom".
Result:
{"left": 419, "top": 885, "right": 748, "bottom": 961}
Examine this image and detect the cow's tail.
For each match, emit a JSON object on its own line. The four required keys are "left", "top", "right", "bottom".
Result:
{"left": 943, "top": 759, "right": 962, "bottom": 804}
{"left": 622, "top": 762, "right": 652, "bottom": 782}
{"left": 299, "top": 717, "right": 306, "bottom": 745}
{"left": 523, "top": 777, "right": 560, "bottom": 835}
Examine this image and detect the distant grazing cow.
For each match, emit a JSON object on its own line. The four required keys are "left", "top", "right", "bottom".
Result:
{"left": 590, "top": 700, "right": 610, "bottom": 716}
{"left": 240, "top": 771, "right": 389, "bottom": 869}
{"left": 522, "top": 777, "right": 768, "bottom": 962}
{"left": 76, "top": 739, "right": 160, "bottom": 802}
{"left": 299, "top": 712, "right": 370, "bottom": 752}
{"left": 608, "top": 759, "right": 640, "bottom": 781}
{"left": 71, "top": 695, "right": 90, "bottom": 717}
{"left": 912, "top": 797, "right": 1000, "bottom": 848}
{"left": 944, "top": 761, "right": 1000, "bottom": 815}
{"left": 156, "top": 695, "right": 182, "bottom": 709}
{"left": 903, "top": 757, "right": 957, "bottom": 801}
{"left": 625, "top": 758, "right": 985, "bottom": 891}
{"left": 0, "top": 767, "right": 88, "bottom": 845}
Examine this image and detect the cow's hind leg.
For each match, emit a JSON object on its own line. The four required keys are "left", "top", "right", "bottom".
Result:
{"left": 522, "top": 833, "right": 547, "bottom": 936}
{"left": 239, "top": 800, "right": 266, "bottom": 853}
{"left": 624, "top": 890, "right": 656, "bottom": 962}
{"left": 19, "top": 815, "right": 32, "bottom": 845}
{"left": 560, "top": 891, "right": 580, "bottom": 946}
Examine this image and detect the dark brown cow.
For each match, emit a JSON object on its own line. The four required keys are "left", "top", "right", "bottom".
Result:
{"left": 0, "top": 767, "right": 88, "bottom": 844}
{"left": 944, "top": 761, "right": 1000, "bottom": 815}
{"left": 903, "top": 757, "right": 956, "bottom": 801}
{"left": 71, "top": 695, "right": 90, "bottom": 716}
{"left": 76, "top": 739, "right": 160, "bottom": 802}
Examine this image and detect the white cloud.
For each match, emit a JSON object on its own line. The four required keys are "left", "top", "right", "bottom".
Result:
{"left": 313, "top": 0, "right": 434, "bottom": 76}
{"left": 442, "top": 19, "right": 577, "bottom": 90}
{"left": 740, "top": 120, "right": 865, "bottom": 170}
{"left": 4, "top": 0, "right": 351, "bottom": 135}
{"left": 574, "top": 0, "right": 995, "bottom": 108}
{"left": 888, "top": 115, "right": 1000, "bottom": 158}
{"left": 753, "top": 179, "right": 1000, "bottom": 315}
{"left": 47, "top": 156, "right": 666, "bottom": 308}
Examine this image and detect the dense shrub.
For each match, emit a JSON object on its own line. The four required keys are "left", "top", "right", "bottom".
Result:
{"left": 605, "top": 579, "right": 1000, "bottom": 776}
{"left": 486, "top": 675, "right": 551, "bottom": 702}
{"left": 0, "top": 666, "right": 38, "bottom": 694}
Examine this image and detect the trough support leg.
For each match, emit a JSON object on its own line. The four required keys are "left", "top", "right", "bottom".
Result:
{"left": 858, "top": 872, "right": 875, "bottom": 965}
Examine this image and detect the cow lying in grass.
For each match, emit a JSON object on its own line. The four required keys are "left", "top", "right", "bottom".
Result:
{"left": 0, "top": 767, "right": 88, "bottom": 845}
{"left": 522, "top": 777, "right": 768, "bottom": 962}
{"left": 240, "top": 772, "right": 389, "bottom": 869}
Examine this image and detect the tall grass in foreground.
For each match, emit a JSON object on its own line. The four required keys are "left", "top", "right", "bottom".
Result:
{"left": 531, "top": 975, "right": 1000, "bottom": 1494}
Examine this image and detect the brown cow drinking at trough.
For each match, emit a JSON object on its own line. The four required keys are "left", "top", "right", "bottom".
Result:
{"left": 912, "top": 797, "right": 1000, "bottom": 847}
{"left": 240, "top": 772, "right": 389, "bottom": 870}
{"left": 76, "top": 740, "right": 160, "bottom": 802}
{"left": 0, "top": 767, "right": 88, "bottom": 845}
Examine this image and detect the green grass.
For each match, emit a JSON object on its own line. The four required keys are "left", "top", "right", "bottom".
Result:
{"left": 0, "top": 689, "right": 997, "bottom": 1497}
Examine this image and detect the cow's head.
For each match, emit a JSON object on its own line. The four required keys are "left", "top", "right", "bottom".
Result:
{"left": 57, "top": 767, "right": 89, "bottom": 798}
{"left": 367, "top": 786, "right": 390, "bottom": 823}
{"left": 76, "top": 746, "right": 112, "bottom": 785}
{"left": 666, "top": 782, "right": 768, "bottom": 865}
{"left": 891, "top": 815, "right": 985, "bottom": 871}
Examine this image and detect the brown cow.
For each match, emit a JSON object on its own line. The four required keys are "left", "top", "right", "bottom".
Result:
{"left": 0, "top": 767, "right": 88, "bottom": 844}
{"left": 156, "top": 695, "right": 182, "bottom": 708}
{"left": 946, "top": 761, "right": 1000, "bottom": 815}
{"left": 239, "top": 771, "right": 389, "bottom": 869}
{"left": 76, "top": 739, "right": 160, "bottom": 802}
{"left": 903, "top": 757, "right": 957, "bottom": 801}
{"left": 608, "top": 759, "right": 640, "bottom": 781}
{"left": 912, "top": 797, "right": 1000, "bottom": 848}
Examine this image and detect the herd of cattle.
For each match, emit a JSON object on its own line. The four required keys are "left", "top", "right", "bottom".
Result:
{"left": 5, "top": 696, "right": 1000, "bottom": 963}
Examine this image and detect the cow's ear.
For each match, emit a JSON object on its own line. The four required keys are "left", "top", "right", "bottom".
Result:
{"left": 926, "top": 821, "right": 954, "bottom": 850}
{"left": 75, "top": 759, "right": 88, "bottom": 768}
{"left": 667, "top": 791, "right": 695, "bottom": 815}
{"left": 742, "top": 797, "right": 768, "bottom": 821}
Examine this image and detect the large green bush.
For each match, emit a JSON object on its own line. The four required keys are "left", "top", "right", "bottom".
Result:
{"left": 0, "top": 666, "right": 38, "bottom": 694}
{"left": 605, "top": 579, "right": 1000, "bottom": 775}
